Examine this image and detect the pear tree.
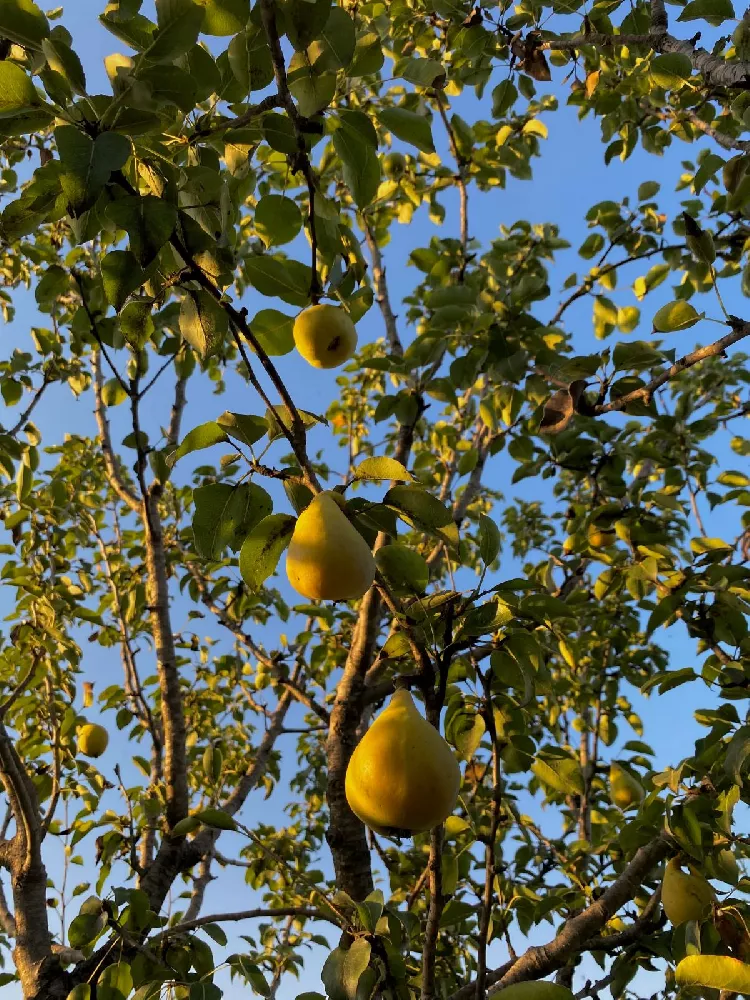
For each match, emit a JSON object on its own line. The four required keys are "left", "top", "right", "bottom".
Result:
{"left": 0, "top": 0, "right": 748, "bottom": 998}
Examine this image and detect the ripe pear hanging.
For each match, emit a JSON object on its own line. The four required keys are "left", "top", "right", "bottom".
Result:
{"left": 662, "top": 857, "right": 715, "bottom": 925}
{"left": 609, "top": 762, "right": 645, "bottom": 811}
{"left": 345, "top": 688, "right": 461, "bottom": 836}
{"left": 286, "top": 492, "right": 376, "bottom": 601}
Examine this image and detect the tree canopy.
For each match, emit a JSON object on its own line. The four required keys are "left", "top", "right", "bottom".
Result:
{"left": 0, "top": 0, "right": 749, "bottom": 999}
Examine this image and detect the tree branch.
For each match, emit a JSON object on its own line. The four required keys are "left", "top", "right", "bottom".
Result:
{"left": 144, "top": 488, "right": 188, "bottom": 829}
{"left": 364, "top": 222, "right": 404, "bottom": 356}
{"left": 92, "top": 351, "right": 140, "bottom": 512}
{"left": 6, "top": 374, "right": 52, "bottom": 438}
{"left": 542, "top": 27, "right": 750, "bottom": 90}
{"left": 460, "top": 835, "right": 670, "bottom": 1000}
{"left": 154, "top": 906, "right": 336, "bottom": 942}
{"left": 594, "top": 321, "right": 750, "bottom": 414}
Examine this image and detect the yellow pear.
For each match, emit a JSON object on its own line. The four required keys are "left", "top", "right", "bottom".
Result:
{"left": 609, "top": 762, "right": 645, "bottom": 811}
{"left": 286, "top": 492, "right": 375, "bottom": 601}
{"left": 77, "top": 723, "right": 109, "bottom": 758}
{"left": 662, "top": 857, "right": 715, "bottom": 925}
{"left": 493, "top": 982, "right": 575, "bottom": 1000}
{"left": 345, "top": 688, "right": 461, "bottom": 836}
{"left": 293, "top": 304, "right": 357, "bottom": 369}
{"left": 588, "top": 523, "right": 616, "bottom": 548}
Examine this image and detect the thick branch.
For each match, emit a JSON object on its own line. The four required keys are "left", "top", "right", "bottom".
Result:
{"left": 420, "top": 827, "right": 445, "bottom": 1000}
{"left": 144, "top": 490, "right": 188, "bottom": 829}
{"left": 501, "top": 836, "right": 668, "bottom": 997}
{"left": 0, "top": 874, "right": 15, "bottom": 937}
{"left": 543, "top": 28, "right": 750, "bottom": 90}
{"left": 0, "top": 722, "right": 53, "bottom": 997}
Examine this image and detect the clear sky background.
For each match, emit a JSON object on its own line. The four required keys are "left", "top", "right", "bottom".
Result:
{"left": 1, "top": 0, "right": 748, "bottom": 996}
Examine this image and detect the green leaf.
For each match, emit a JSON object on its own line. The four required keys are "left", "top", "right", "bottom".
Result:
{"left": 168, "top": 421, "right": 227, "bottom": 466}
{"left": 690, "top": 536, "right": 733, "bottom": 554}
{"left": 190, "top": 984, "right": 223, "bottom": 1000}
{"left": 247, "top": 308, "right": 295, "bottom": 356}
{"left": 34, "top": 264, "right": 68, "bottom": 307}
{"left": 378, "top": 107, "right": 435, "bottom": 153}
{"left": 42, "top": 36, "right": 86, "bottom": 94}
{"left": 261, "top": 112, "right": 298, "bottom": 154}
{"left": 68, "top": 911, "right": 105, "bottom": 948}
{"left": 106, "top": 195, "right": 177, "bottom": 268}
{"left": 55, "top": 127, "right": 130, "bottom": 212}
{"left": 229, "top": 956, "right": 271, "bottom": 996}
{"left": 101, "top": 250, "right": 145, "bottom": 311}
{"left": 375, "top": 544, "right": 428, "bottom": 593}
{"left": 321, "top": 940, "right": 372, "bottom": 1000}
{"left": 0, "top": 0, "right": 49, "bottom": 49}
{"left": 194, "top": 807, "right": 237, "bottom": 830}
{"left": 532, "top": 752, "right": 584, "bottom": 796}
{"left": 228, "top": 25, "right": 274, "bottom": 91}
{"left": 717, "top": 470, "right": 750, "bottom": 487}
{"left": 239, "top": 513, "right": 296, "bottom": 590}
{"left": 147, "top": 0, "right": 204, "bottom": 61}
{"left": 384, "top": 485, "right": 453, "bottom": 529}
{"left": 653, "top": 300, "right": 701, "bottom": 332}
{"left": 216, "top": 411, "right": 269, "bottom": 448}
{"left": 255, "top": 195, "right": 302, "bottom": 247}
{"left": 638, "top": 180, "right": 660, "bottom": 200}
{"left": 170, "top": 815, "right": 202, "bottom": 838}
{"left": 354, "top": 457, "right": 413, "bottom": 482}
{"left": 119, "top": 300, "right": 154, "bottom": 348}
{"left": 650, "top": 52, "right": 693, "bottom": 88}
{"left": 197, "top": 0, "right": 250, "bottom": 35}
{"left": 192, "top": 482, "right": 272, "bottom": 558}
{"left": 333, "top": 126, "right": 381, "bottom": 209}
{"left": 98, "top": 962, "right": 133, "bottom": 1000}
{"left": 66, "top": 986, "right": 91, "bottom": 1000}
{"left": 491, "top": 79, "right": 517, "bottom": 116}
{"left": 676, "top": 955, "right": 750, "bottom": 993}
{"left": 179, "top": 290, "right": 228, "bottom": 358}
{"left": 678, "top": 0, "right": 734, "bottom": 21}
{"left": 284, "top": 0, "right": 331, "bottom": 50}
{"left": 99, "top": 9, "right": 156, "bottom": 51}
{"left": 350, "top": 31, "right": 383, "bottom": 75}
{"left": 244, "top": 255, "right": 311, "bottom": 307}
{"left": 397, "top": 56, "right": 445, "bottom": 87}
{"left": 0, "top": 61, "right": 41, "bottom": 117}
{"left": 288, "top": 56, "right": 336, "bottom": 116}
{"left": 612, "top": 339, "right": 664, "bottom": 372}
{"left": 265, "top": 404, "right": 322, "bottom": 442}
{"left": 478, "top": 514, "right": 500, "bottom": 565}
{"left": 448, "top": 710, "right": 485, "bottom": 761}
{"left": 308, "top": 7, "right": 356, "bottom": 71}
{"left": 725, "top": 725, "right": 750, "bottom": 784}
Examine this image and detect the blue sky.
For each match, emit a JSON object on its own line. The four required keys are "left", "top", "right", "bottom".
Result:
{"left": 1, "top": 1, "right": 749, "bottom": 997}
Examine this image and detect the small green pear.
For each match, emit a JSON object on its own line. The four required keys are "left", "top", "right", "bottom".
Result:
{"left": 609, "top": 762, "right": 644, "bottom": 811}
{"left": 662, "top": 857, "right": 715, "bottom": 925}
{"left": 493, "top": 982, "right": 575, "bottom": 1000}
